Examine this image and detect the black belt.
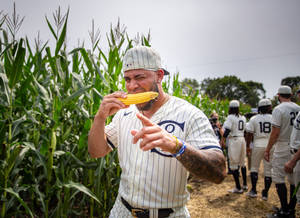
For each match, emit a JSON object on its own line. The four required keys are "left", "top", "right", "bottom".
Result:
{"left": 121, "top": 197, "right": 174, "bottom": 218}
{"left": 290, "top": 148, "right": 298, "bottom": 154}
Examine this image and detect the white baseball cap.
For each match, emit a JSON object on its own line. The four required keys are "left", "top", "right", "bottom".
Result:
{"left": 123, "top": 46, "right": 169, "bottom": 75}
{"left": 258, "top": 98, "right": 271, "bottom": 107}
{"left": 278, "top": 85, "right": 292, "bottom": 94}
{"left": 229, "top": 100, "right": 240, "bottom": 108}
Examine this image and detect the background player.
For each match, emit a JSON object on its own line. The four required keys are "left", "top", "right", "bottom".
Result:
{"left": 245, "top": 98, "right": 273, "bottom": 200}
{"left": 222, "top": 100, "right": 247, "bottom": 194}
{"left": 264, "top": 85, "right": 300, "bottom": 218}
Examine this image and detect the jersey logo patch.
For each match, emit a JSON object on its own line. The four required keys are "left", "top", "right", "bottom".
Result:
{"left": 157, "top": 120, "right": 185, "bottom": 133}
{"left": 123, "top": 111, "right": 133, "bottom": 116}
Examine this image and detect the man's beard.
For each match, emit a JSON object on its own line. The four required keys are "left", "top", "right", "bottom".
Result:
{"left": 136, "top": 82, "right": 159, "bottom": 111}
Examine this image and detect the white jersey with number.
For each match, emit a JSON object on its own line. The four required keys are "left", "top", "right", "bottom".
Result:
{"left": 290, "top": 112, "right": 300, "bottom": 150}
{"left": 223, "top": 114, "right": 246, "bottom": 137}
{"left": 105, "top": 96, "right": 221, "bottom": 209}
{"left": 246, "top": 114, "right": 272, "bottom": 148}
{"left": 272, "top": 102, "right": 300, "bottom": 152}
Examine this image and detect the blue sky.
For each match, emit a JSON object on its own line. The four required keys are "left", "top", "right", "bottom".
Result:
{"left": 2, "top": 0, "right": 300, "bottom": 98}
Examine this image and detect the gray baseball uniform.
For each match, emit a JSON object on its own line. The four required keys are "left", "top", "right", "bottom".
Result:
{"left": 290, "top": 112, "right": 300, "bottom": 202}
{"left": 246, "top": 114, "right": 273, "bottom": 176}
{"left": 271, "top": 102, "right": 300, "bottom": 184}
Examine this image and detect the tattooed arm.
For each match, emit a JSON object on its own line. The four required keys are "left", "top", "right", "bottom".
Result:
{"left": 177, "top": 144, "right": 226, "bottom": 184}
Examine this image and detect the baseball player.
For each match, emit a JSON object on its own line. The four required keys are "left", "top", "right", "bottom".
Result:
{"left": 284, "top": 89, "right": 300, "bottom": 204}
{"left": 222, "top": 100, "right": 248, "bottom": 194}
{"left": 88, "top": 46, "right": 226, "bottom": 218}
{"left": 245, "top": 99, "right": 273, "bottom": 200}
{"left": 264, "top": 85, "right": 300, "bottom": 218}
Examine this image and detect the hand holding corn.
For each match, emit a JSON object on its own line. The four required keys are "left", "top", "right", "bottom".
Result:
{"left": 118, "top": 91, "right": 158, "bottom": 105}
{"left": 96, "top": 91, "right": 158, "bottom": 120}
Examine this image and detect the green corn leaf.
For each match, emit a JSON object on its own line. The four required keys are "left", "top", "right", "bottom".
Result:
{"left": 0, "top": 119, "right": 7, "bottom": 143}
{"left": 72, "top": 51, "right": 79, "bottom": 73}
{"left": 11, "top": 115, "right": 26, "bottom": 138}
{"left": 63, "top": 84, "right": 92, "bottom": 105}
{"left": 6, "top": 143, "right": 22, "bottom": 178}
{"left": 33, "top": 184, "right": 46, "bottom": 214}
{"left": 99, "top": 49, "right": 108, "bottom": 65}
{"left": 90, "top": 51, "right": 108, "bottom": 86}
{"left": 25, "top": 37, "right": 33, "bottom": 58}
{"left": 61, "top": 125, "right": 72, "bottom": 141}
{"left": 63, "top": 181, "right": 101, "bottom": 204}
{"left": 80, "top": 48, "right": 94, "bottom": 73}
{"left": 69, "top": 47, "right": 83, "bottom": 54}
{"left": 32, "top": 76, "right": 51, "bottom": 103}
{"left": 70, "top": 71, "right": 84, "bottom": 88}
{"left": 0, "top": 41, "right": 13, "bottom": 57}
{"left": 56, "top": 57, "right": 65, "bottom": 80}
{"left": 45, "top": 47, "right": 57, "bottom": 75}
{"left": 92, "top": 87, "right": 103, "bottom": 100}
{"left": 79, "top": 132, "right": 88, "bottom": 150}
{"left": 0, "top": 73, "right": 10, "bottom": 106}
{"left": 23, "top": 142, "right": 48, "bottom": 175}
{"left": 45, "top": 16, "right": 57, "bottom": 40}
{"left": 65, "top": 151, "right": 85, "bottom": 167}
{"left": 55, "top": 9, "right": 69, "bottom": 56}
{"left": 4, "top": 188, "right": 34, "bottom": 218}
{"left": 9, "top": 39, "right": 26, "bottom": 89}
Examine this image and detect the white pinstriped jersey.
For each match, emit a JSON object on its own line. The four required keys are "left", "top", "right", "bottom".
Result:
{"left": 272, "top": 102, "right": 300, "bottom": 143}
{"left": 105, "top": 96, "right": 221, "bottom": 209}
{"left": 246, "top": 114, "right": 272, "bottom": 147}
{"left": 223, "top": 114, "right": 246, "bottom": 137}
{"left": 290, "top": 113, "right": 300, "bottom": 150}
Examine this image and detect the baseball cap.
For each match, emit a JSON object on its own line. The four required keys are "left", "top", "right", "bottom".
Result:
{"left": 123, "top": 46, "right": 169, "bottom": 75}
{"left": 278, "top": 85, "right": 292, "bottom": 94}
{"left": 258, "top": 98, "right": 271, "bottom": 107}
{"left": 229, "top": 100, "right": 239, "bottom": 108}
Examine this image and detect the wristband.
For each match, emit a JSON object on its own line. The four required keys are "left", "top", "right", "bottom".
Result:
{"left": 172, "top": 135, "right": 180, "bottom": 153}
{"left": 172, "top": 138, "right": 186, "bottom": 157}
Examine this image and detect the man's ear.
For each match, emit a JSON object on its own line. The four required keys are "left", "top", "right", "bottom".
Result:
{"left": 156, "top": 69, "right": 164, "bottom": 83}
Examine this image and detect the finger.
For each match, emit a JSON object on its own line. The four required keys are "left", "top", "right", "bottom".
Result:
{"left": 136, "top": 112, "right": 154, "bottom": 127}
{"left": 140, "top": 138, "right": 163, "bottom": 151}
{"left": 132, "top": 126, "right": 160, "bottom": 144}
{"left": 131, "top": 129, "right": 138, "bottom": 136}
{"left": 108, "top": 91, "right": 127, "bottom": 98}
{"left": 139, "top": 131, "right": 163, "bottom": 150}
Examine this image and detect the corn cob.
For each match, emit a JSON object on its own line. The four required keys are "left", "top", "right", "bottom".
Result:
{"left": 118, "top": 91, "right": 158, "bottom": 105}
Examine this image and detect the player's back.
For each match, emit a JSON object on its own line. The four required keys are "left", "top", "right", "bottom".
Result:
{"left": 272, "top": 102, "right": 300, "bottom": 142}
{"left": 224, "top": 114, "right": 246, "bottom": 137}
{"left": 248, "top": 114, "right": 272, "bottom": 146}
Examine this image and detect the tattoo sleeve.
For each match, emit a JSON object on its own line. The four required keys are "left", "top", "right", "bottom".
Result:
{"left": 177, "top": 144, "right": 226, "bottom": 184}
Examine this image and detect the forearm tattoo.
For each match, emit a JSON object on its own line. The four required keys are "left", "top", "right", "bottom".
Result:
{"left": 177, "top": 145, "right": 226, "bottom": 184}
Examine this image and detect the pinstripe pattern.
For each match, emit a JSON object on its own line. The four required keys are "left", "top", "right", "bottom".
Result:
{"left": 105, "top": 96, "right": 220, "bottom": 212}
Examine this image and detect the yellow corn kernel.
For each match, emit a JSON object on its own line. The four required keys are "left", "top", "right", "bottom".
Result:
{"left": 118, "top": 92, "right": 158, "bottom": 105}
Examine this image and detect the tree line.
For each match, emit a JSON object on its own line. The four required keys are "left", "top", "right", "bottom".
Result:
{"left": 181, "top": 76, "right": 300, "bottom": 107}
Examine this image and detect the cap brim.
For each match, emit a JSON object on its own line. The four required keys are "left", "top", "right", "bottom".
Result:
{"left": 162, "top": 68, "right": 170, "bottom": 75}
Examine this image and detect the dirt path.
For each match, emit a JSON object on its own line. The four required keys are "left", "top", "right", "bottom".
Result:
{"left": 186, "top": 167, "right": 300, "bottom": 218}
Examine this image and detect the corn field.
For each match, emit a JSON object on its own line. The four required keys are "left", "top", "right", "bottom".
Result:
{"left": 0, "top": 6, "right": 250, "bottom": 218}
